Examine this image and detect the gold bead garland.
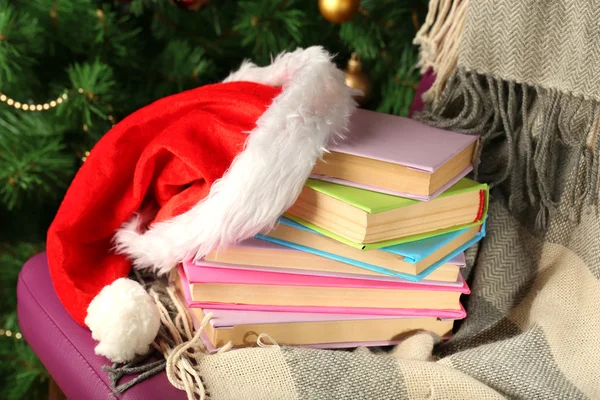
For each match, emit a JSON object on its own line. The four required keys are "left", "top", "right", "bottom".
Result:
{"left": 1, "top": 86, "right": 117, "bottom": 165}
{"left": 0, "top": 86, "right": 108, "bottom": 113}
{"left": 0, "top": 329, "right": 23, "bottom": 340}
{"left": 0, "top": 91, "right": 68, "bottom": 111}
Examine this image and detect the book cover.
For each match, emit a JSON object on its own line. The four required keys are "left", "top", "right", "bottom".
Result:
{"left": 175, "top": 265, "right": 468, "bottom": 318}
{"left": 200, "top": 305, "right": 465, "bottom": 326}
{"left": 310, "top": 165, "right": 472, "bottom": 201}
{"left": 181, "top": 262, "right": 470, "bottom": 293}
{"left": 173, "top": 277, "right": 460, "bottom": 352}
{"left": 309, "top": 108, "right": 478, "bottom": 199}
{"left": 190, "top": 258, "right": 465, "bottom": 287}
{"left": 212, "top": 236, "right": 464, "bottom": 265}
{"left": 256, "top": 218, "right": 485, "bottom": 280}
{"left": 283, "top": 178, "right": 488, "bottom": 250}
{"left": 301, "top": 177, "right": 487, "bottom": 214}
{"left": 196, "top": 254, "right": 465, "bottom": 286}
{"left": 319, "top": 108, "right": 478, "bottom": 173}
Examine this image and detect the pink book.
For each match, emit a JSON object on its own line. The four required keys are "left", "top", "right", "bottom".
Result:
{"left": 177, "top": 264, "right": 468, "bottom": 317}
{"left": 311, "top": 108, "right": 478, "bottom": 201}
{"left": 182, "top": 261, "right": 470, "bottom": 292}
{"left": 175, "top": 267, "right": 467, "bottom": 321}
{"left": 192, "top": 257, "right": 465, "bottom": 287}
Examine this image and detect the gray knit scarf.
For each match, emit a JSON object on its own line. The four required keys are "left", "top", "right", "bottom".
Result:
{"left": 414, "top": 0, "right": 600, "bottom": 227}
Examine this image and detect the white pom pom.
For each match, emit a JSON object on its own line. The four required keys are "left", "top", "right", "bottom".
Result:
{"left": 85, "top": 278, "right": 160, "bottom": 363}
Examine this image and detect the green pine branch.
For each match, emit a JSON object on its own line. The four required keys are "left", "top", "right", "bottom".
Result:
{"left": 0, "top": 1, "right": 44, "bottom": 88}
{"left": 151, "top": 40, "right": 215, "bottom": 96}
{"left": 0, "top": 336, "right": 49, "bottom": 400}
{"left": 0, "top": 111, "right": 75, "bottom": 210}
{"left": 27, "top": 0, "right": 97, "bottom": 54}
{"left": 93, "top": 5, "right": 143, "bottom": 63}
{"left": 0, "top": 243, "right": 43, "bottom": 314}
{"left": 377, "top": 46, "right": 420, "bottom": 116}
{"left": 56, "top": 60, "right": 116, "bottom": 130}
{"left": 234, "top": 0, "right": 306, "bottom": 64}
{"left": 0, "top": 242, "right": 48, "bottom": 400}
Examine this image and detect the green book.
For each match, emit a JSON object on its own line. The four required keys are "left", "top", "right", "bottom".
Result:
{"left": 284, "top": 177, "right": 488, "bottom": 250}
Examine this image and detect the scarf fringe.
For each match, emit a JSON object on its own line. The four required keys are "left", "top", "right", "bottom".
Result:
{"left": 104, "top": 272, "right": 234, "bottom": 399}
{"left": 413, "top": 0, "right": 468, "bottom": 103}
{"left": 416, "top": 68, "right": 600, "bottom": 230}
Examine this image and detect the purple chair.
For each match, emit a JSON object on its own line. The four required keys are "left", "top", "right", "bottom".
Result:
{"left": 17, "top": 253, "right": 185, "bottom": 399}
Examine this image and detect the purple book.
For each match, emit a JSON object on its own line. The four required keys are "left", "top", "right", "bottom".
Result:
{"left": 312, "top": 108, "right": 478, "bottom": 201}
{"left": 194, "top": 315, "right": 457, "bottom": 353}
{"left": 197, "top": 305, "right": 465, "bottom": 326}
{"left": 173, "top": 265, "right": 464, "bottom": 350}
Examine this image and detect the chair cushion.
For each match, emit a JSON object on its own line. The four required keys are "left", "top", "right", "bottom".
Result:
{"left": 17, "top": 252, "right": 185, "bottom": 400}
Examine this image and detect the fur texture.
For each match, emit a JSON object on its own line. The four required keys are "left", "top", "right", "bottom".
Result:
{"left": 113, "top": 46, "right": 358, "bottom": 275}
{"left": 85, "top": 278, "right": 161, "bottom": 363}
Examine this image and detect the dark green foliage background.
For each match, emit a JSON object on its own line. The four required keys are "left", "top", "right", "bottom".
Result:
{"left": 0, "top": 0, "right": 427, "bottom": 397}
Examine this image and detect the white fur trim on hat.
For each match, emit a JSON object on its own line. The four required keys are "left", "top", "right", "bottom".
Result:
{"left": 85, "top": 278, "right": 160, "bottom": 363}
{"left": 113, "top": 46, "right": 359, "bottom": 275}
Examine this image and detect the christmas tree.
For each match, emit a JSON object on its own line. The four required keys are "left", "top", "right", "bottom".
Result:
{"left": 0, "top": 0, "right": 427, "bottom": 397}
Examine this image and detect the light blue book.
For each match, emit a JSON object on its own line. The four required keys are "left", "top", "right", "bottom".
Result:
{"left": 256, "top": 217, "right": 486, "bottom": 282}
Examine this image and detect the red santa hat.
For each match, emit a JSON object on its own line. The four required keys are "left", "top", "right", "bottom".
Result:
{"left": 46, "top": 46, "right": 357, "bottom": 362}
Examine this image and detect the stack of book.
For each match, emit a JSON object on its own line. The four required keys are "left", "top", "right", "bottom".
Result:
{"left": 172, "top": 108, "right": 488, "bottom": 351}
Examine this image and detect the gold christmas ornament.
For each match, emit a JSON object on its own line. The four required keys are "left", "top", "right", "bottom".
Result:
{"left": 318, "top": 0, "right": 360, "bottom": 24}
{"left": 344, "top": 53, "right": 371, "bottom": 105}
